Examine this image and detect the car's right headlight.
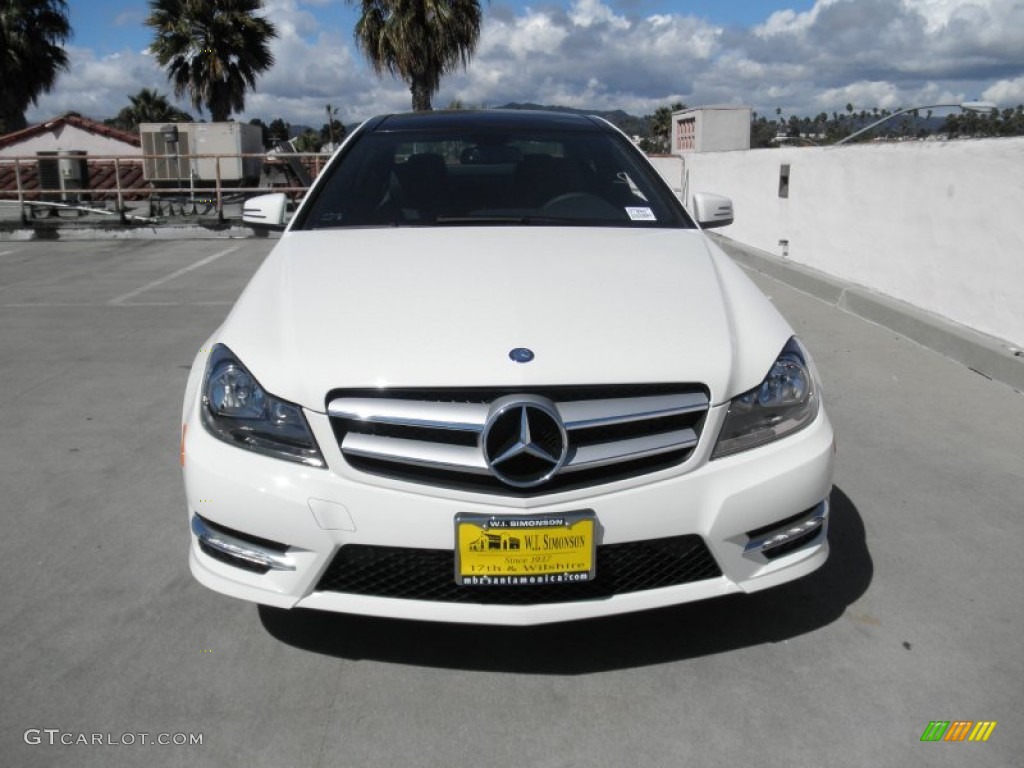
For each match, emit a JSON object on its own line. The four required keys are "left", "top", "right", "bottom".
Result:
{"left": 712, "top": 337, "right": 820, "bottom": 459}
{"left": 200, "top": 344, "right": 325, "bottom": 468}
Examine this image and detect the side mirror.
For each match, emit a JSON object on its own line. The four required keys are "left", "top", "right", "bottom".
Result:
{"left": 692, "top": 192, "right": 734, "bottom": 229}
{"left": 242, "top": 193, "right": 289, "bottom": 229}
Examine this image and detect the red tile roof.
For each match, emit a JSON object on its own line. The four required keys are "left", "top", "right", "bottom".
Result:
{"left": 0, "top": 113, "right": 140, "bottom": 151}
{"left": 0, "top": 160, "right": 151, "bottom": 200}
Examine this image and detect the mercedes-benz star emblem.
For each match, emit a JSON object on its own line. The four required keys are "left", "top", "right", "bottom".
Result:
{"left": 508, "top": 347, "right": 535, "bottom": 363}
{"left": 482, "top": 396, "right": 569, "bottom": 488}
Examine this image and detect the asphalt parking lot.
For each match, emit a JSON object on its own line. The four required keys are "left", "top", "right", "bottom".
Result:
{"left": 1, "top": 237, "right": 1021, "bottom": 768}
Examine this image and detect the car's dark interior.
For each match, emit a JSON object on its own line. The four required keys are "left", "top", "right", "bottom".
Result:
{"left": 299, "top": 127, "right": 693, "bottom": 229}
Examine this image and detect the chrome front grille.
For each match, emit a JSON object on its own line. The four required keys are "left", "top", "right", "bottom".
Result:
{"left": 327, "top": 385, "right": 709, "bottom": 494}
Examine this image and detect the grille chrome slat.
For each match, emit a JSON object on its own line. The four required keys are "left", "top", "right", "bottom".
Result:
{"left": 328, "top": 398, "right": 489, "bottom": 432}
{"left": 342, "top": 432, "right": 490, "bottom": 474}
{"left": 564, "top": 428, "right": 698, "bottom": 472}
{"left": 329, "top": 385, "right": 709, "bottom": 493}
{"left": 558, "top": 393, "right": 709, "bottom": 430}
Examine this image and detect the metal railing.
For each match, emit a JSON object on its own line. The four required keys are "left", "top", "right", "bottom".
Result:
{"left": 0, "top": 151, "right": 327, "bottom": 224}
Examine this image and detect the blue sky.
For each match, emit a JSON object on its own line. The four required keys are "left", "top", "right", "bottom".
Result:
{"left": 30, "top": 0, "right": 1024, "bottom": 127}
{"left": 70, "top": 1, "right": 819, "bottom": 51}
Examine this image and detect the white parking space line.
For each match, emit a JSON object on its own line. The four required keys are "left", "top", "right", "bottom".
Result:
{"left": 108, "top": 245, "right": 240, "bottom": 306}
{"left": 112, "top": 301, "right": 235, "bottom": 307}
{"left": 0, "top": 301, "right": 236, "bottom": 308}
{"left": 0, "top": 302, "right": 98, "bottom": 308}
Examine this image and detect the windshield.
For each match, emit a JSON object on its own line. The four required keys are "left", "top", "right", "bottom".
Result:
{"left": 297, "top": 126, "right": 694, "bottom": 230}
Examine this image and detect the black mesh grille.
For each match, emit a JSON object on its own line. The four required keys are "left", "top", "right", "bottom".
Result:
{"left": 315, "top": 535, "right": 721, "bottom": 605}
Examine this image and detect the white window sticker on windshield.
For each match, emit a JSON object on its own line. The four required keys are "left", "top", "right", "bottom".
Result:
{"left": 626, "top": 207, "right": 656, "bottom": 221}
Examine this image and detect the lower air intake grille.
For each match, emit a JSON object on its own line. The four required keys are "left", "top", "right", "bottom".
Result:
{"left": 315, "top": 535, "right": 721, "bottom": 605}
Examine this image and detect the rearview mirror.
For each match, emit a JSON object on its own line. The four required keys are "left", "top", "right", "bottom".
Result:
{"left": 242, "top": 193, "right": 289, "bottom": 229}
{"left": 692, "top": 192, "right": 734, "bottom": 229}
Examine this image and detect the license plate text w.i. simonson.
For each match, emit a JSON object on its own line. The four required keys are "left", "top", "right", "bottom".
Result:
{"left": 454, "top": 511, "right": 597, "bottom": 585}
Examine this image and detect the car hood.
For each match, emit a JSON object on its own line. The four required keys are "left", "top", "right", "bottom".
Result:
{"left": 217, "top": 227, "right": 794, "bottom": 411}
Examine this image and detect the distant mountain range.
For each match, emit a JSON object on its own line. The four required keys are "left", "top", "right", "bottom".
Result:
{"left": 337, "top": 103, "right": 966, "bottom": 143}
{"left": 494, "top": 103, "right": 650, "bottom": 137}
{"left": 494, "top": 103, "right": 979, "bottom": 138}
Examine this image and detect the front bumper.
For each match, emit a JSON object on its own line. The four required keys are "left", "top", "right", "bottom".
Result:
{"left": 183, "top": 402, "right": 835, "bottom": 625}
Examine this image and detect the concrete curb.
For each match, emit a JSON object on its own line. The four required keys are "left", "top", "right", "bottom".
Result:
{"left": 710, "top": 233, "right": 1024, "bottom": 394}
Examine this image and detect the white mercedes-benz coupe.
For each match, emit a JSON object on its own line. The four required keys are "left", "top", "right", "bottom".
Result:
{"left": 181, "top": 110, "right": 834, "bottom": 625}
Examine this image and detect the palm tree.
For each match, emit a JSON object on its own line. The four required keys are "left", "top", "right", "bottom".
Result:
{"left": 324, "top": 103, "right": 339, "bottom": 144}
{"left": 647, "top": 102, "right": 684, "bottom": 153}
{"left": 351, "top": 0, "right": 483, "bottom": 111}
{"left": 321, "top": 106, "right": 345, "bottom": 148}
{"left": 145, "top": 0, "right": 277, "bottom": 122}
{"left": 268, "top": 117, "right": 290, "bottom": 143}
{"left": 292, "top": 129, "right": 323, "bottom": 153}
{"left": 0, "top": 0, "right": 72, "bottom": 133}
{"left": 110, "top": 88, "right": 192, "bottom": 131}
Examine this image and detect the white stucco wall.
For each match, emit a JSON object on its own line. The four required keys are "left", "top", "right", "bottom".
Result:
{"left": 652, "top": 138, "right": 1024, "bottom": 346}
{"left": 0, "top": 124, "right": 141, "bottom": 157}
{"left": 648, "top": 155, "right": 684, "bottom": 199}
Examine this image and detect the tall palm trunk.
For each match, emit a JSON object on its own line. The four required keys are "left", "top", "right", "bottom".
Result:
{"left": 210, "top": 82, "right": 231, "bottom": 123}
{"left": 411, "top": 79, "right": 433, "bottom": 112}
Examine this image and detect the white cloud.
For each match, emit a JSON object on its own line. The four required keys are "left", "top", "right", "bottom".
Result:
{"left": 754, "top": 0, "right": 833, "bottom": 38}
{"left": 569, "top": 0, "right": 629, "bottom": 31}
{"left": 26, "top": 46, "right": 176, "bottom": 121}
{"left": 983, "top": 76, "right": 1024, "bottom": 105}
{"left": 450, "top": 3, "right": 723, "bottom": 113}
{"left": 481, "top": 8, "right": 570, "bottom": 62}
{"left": 263, "top": 0, "right": 322, "bottom": 38}
{"left": 815, "top": 81, "right": 904, "bottom": 111}
{"left": 23, "top": 0, "right": 1024, "bottom": 129}
{"left": 645, "top": 13, "right": 719, "bottom": 59}
{"left": 902, "top": 0, "right": 994, "bottom": 34}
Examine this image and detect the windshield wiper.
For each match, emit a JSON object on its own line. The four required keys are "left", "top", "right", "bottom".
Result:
{"left": 434, "top": 215, "right": 598, "bottom": 226}
{"left": 434, "top": 215, "right": 530, "bottom": 225}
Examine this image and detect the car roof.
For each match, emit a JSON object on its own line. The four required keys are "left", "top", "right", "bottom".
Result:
{"left": 369, "top": 109, "right": 609, "bottom": 133}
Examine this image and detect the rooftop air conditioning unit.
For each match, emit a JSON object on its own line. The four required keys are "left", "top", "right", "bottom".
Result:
{"left": 36, "top": 150, "right": 89, "bottom": 202}
{"left": 140, "top": 124, "right": 192, "bottom": 183}
{"left": 139, "top": 122, "right": 263, "bottom": 185}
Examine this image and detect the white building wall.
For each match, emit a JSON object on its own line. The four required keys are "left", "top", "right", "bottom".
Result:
{"left": 648, "top": 155, "right": 684, "bottom": 200}
{"left": 671, "top": 107, "right": 751, "bottom": 154}
{"left": 0, "top": 124, "right": 141, "bottom": 157}
{"left": 651, "top": 138, "right": 1024, "bottom": 346}
{"left": 698, "top": 109, "right": 752, "bottom": 153}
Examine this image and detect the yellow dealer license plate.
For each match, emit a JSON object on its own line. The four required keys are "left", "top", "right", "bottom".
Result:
{"left": 454, "top": 511, "right": 596, "bottom": 586}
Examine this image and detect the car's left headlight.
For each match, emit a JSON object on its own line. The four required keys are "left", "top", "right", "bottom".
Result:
{"left": 712, "top": 337, "right": 820, "bottom": 459}
{"left": 200, "top": 344, "right": 325, "bottom": 468}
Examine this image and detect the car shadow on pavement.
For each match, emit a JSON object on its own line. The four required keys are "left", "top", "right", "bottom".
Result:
{"left": 259, "top": 486, "right": 871, "bottom": 674}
